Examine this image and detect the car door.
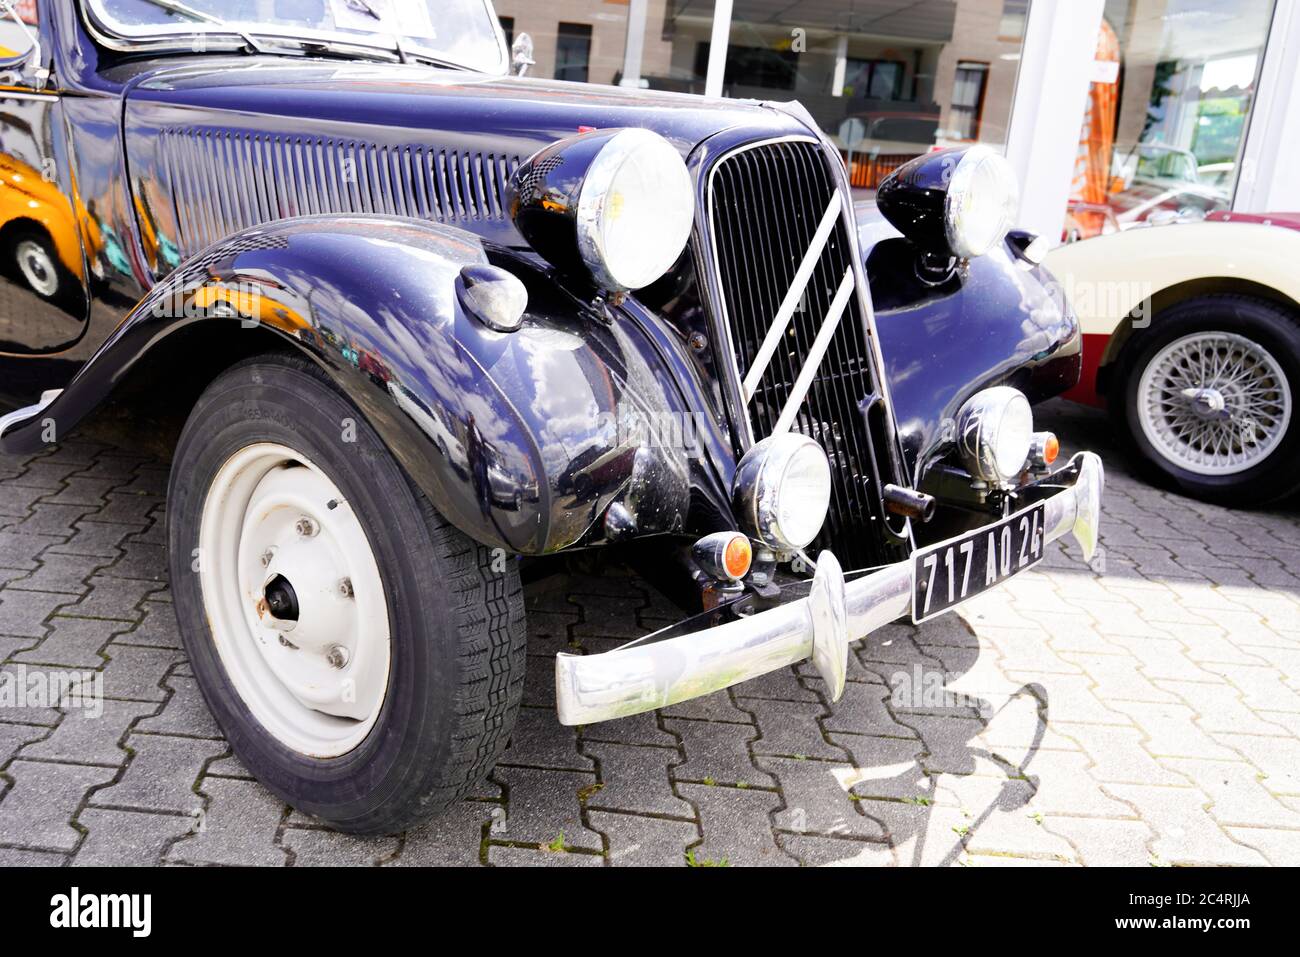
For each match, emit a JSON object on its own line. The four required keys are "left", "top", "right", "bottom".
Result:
{"left": 0, "top": 0, "right": 88, "bottom": 364}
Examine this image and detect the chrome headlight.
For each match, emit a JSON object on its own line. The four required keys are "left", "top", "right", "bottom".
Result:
{"left": 876, "top": 145, "right": 1019, "bottom": 260}
{"left": 945, "top": 146, "right": 1020, "bottom": 259}
{"left": 732, "top": 434, "right": 832, "bottom": 552}
{"left": 955, "top": 386, "right": 1034, "bottom": 486}
{"left": 508, "top": 128, "right": 694, "bottom": 292}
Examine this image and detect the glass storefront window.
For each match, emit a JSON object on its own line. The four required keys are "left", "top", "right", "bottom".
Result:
{"left": 494, "top": 2, "right": 1027, "bottom": 197}
{"left": 708, "top": 0, "right": 1029, "bottom": 196}
{"left": 1063, "top": 0, "right": 1275, "bottom": 243}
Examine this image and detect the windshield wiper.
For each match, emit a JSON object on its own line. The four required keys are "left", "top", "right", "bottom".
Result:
{"left": 134, "top": 0, "right": 273, "bottom": 54}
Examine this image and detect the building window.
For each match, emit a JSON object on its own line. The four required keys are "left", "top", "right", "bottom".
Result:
{"left": 693, "top": 42, "right": 798, "bottom": 92}
{"left": 999, "top": 0, "right": 1030, "bottom": 41}
{"left": 843, "top": 59, "right": 906, "bottom": 100}
{"left": 950, "top": 61, "right": 989, "bottom": 140}
{"left": 555, "top": 22, "right": 592, "bottom": 83}
{"left": 499, "top": 16, "right": 513, "bottom": 50}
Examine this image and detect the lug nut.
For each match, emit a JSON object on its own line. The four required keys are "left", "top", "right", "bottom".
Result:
{"left": 295, "top": 517, "right": 318, "bottom": 537}
{"left": 326, "top": 645, "right": 350, "bottom": 669}
{"left": 338, "top": 578, "right": 354, "bottom": 598}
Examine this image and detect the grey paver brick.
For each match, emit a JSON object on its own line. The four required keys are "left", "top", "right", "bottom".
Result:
{"left": 388, "top": 800, "right": 494, "bottom": 866}
{"left": 1104, "top": 783, "right": 1267, "bottom": 866}
{"left": 65, "top": 576, "right": 160, "bottom": 622}
{"left": 283, "top": 827, "right": 400, "bottom": 866}
{"left": 97, "top": 644, "right": 185, "bottom": 702}
{"left": 134, "top": 676, "right": 222, "bottom": 738}
{"left": 582, "top": 741, "right": 692, "bottom": 817}
{"left": 677, "top": 782, "right": 789, "bottom": 867}
{"left": 759, "top": 755, "right": 885, "bottom": 839}
{"left": 1041, "top": 815, "right": 1155, "bottom": 866}
{"left": 664, "top": 716, "right": 773, "bottom": 788}
{"left": 492, "top": 765, "right": 601, "bottom": 850}
{"left": 21, "top": 699, "right": 158, "bottom": 767}
{"left": 498, "top": 706, "right": 593, "bottom": 771}
{"left": 45, "top": 522, "right": 136, "bottom": 558}
{"left": 168, "top": 777, "right": 288, "bottom": 866}
{"left": 12, "top": 616, "right": 120, "bottom": 668}
{"left": 744, "top": 697, "right": 847, "bottom": 761}
{"left": 488, "top": 845, "right": 603, "bottom": 866}
{"left": 0, "top": 590, "right": 67, "bottom": 638}
{"left": 778, "top": 833, "right": 895, "bottom": 866}
{"left": 92, "top": 733, "right": 226, "bottom": 813}
{"left": 74, "top": 808, "right": 197, "bottom": 866}
{"left": 589, "top": 810, "right": 698, "bottom": 866}
{"left": 0, "top": 531, "right": 63, "bottom": 570}
{"left": 9, "top": 552, "right": 113, "bottom": 595}
{"left": 0, "top": 759, "right": 117, "bottom": 851}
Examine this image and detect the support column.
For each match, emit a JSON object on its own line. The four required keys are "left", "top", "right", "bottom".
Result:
{"left": 704, "top": 0, "right": 733, "bottom": 98}
{"left": 1003, "top": 0, "right": 1106, "bottom": 245}
{"left": 620, "top": 0, "right": 648, "bottom": 89}
{"left": 1235, "top": 0, "right": 1300, "bottom": 211}
{"left": 831, "top": 34, "right": 848, "bottom": 97}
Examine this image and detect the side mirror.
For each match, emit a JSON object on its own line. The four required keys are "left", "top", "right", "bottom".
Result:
{"left": 511, "top": 32, "right": 534, "bottom": 77}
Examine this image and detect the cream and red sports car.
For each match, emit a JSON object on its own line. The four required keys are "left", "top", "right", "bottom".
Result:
{"left": 1046, "top": 212, "right": 1300, "bottom": 503}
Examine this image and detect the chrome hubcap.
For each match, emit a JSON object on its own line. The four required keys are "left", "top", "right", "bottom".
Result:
{"left": 199, "top": 443, "right": 390, "bottom": 757}
{"left": 16, "top": 239, "right": 57, "bottom": 297}
{"left": 1137, "top": 332, "right": 1291, "bottom": 476}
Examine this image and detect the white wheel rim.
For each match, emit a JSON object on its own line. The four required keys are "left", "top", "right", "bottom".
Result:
{"left": 16, "top": 239, "right": 57, "bottom": 297}
{"left": 1137, "top": 331, "right": 1292, "bottom": 476}
{"left": 199, "top": 442, "right": 391, "bottom": 758}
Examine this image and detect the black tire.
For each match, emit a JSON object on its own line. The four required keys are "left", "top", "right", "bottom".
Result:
{"left": 166, "top": 354, "right": 526, "bottom": 834}
{"left": 1109, "top": 294, "right": 1300, "bottom": 504}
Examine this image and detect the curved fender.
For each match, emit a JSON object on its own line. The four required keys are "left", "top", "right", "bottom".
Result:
{"left": 1, "top": 216, "right": 697, "bottom": 555}
{"left": 857, "top": 209, "right": 1081, "bottom": 484}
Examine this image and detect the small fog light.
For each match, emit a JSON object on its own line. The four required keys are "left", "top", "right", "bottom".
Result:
{"left": 693, "top": 531, "right": 753, "bottom": 582}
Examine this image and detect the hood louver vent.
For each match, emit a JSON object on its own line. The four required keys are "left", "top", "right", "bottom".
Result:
{"left": 160, "top": 129, "right": 521, "bottom": 255}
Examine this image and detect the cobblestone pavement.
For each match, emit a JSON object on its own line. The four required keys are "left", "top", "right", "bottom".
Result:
{"left": 1, "top": 399, "right": 1298, "bottom": 867}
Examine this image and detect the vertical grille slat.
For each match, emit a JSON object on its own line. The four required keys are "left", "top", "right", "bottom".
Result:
{"left": 708, "top": 139, "right": 897, "bottom": 569}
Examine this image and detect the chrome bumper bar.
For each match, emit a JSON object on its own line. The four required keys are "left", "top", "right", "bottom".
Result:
{"left": 556, "top": 451, "right": 1103, "bottom": 726}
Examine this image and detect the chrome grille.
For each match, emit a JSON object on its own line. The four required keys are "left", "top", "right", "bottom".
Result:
{"left": 707, "top": 139, "right": 900, "bottom": 569}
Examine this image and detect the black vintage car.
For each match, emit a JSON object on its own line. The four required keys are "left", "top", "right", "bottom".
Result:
{"left": 0, "top": 0, "right": 1102, "bottom": 833}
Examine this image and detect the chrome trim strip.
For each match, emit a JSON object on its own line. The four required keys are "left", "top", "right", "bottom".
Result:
{"left": 555, "top": 452, "right": 1104, "bottom": 725}
{"left": 741, "top": 195, "right": 842, "bottom": 402}
{"left": 0, "top": 390, "right": 61, "bottom": 440}
{"left": 770, "top": 267, "right": 855, "bottom": 436}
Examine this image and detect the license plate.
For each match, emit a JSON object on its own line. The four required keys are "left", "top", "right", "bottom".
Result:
{"left": 912, "top": 502, "right": 1046, "bottom": 623}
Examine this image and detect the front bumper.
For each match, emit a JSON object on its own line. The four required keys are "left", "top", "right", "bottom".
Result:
{"left": 556, "top": 451, "right": 1104, "bottom": 725}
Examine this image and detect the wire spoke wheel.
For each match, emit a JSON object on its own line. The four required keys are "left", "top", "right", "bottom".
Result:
{"left": 1137, "top": 331, "right": 1291, "bottom": 476}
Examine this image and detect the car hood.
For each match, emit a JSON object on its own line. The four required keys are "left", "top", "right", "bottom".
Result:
{"left": 127, "top": 58, "right": 801, "bottom": 159}
{"left": 121, "top": 57, "right": 809, "bottom": 272}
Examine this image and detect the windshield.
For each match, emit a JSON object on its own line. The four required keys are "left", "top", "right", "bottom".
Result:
{"left": 84, "top": 0, "right": 507, "bottom": 73}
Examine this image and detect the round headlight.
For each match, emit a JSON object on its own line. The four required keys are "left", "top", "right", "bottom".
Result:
{"left": 508, "top": 128, "right": 694, "bottom": 292}
{"left": 732, "top": 434, "right": 832, "bottom": 552}
{"left": 945, "top": 146, "right": 1020, "bottom": 259}
{"left": 955, "top": 386, "right": 1034, "bottom": 485}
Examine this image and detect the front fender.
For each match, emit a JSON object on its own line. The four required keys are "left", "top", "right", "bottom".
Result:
{"left": 1, "top": 215, "right": 696, "bottom": 555}
{"left": 857, "top": 209, "right": 1081, "bottom": 484}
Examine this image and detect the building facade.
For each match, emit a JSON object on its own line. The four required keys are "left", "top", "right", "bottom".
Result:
{"left": 490, "top": 0, "right": 1300, "bottom": 249}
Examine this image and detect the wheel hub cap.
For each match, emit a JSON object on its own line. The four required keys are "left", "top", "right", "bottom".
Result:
{"left": 1138, "top": 331, "right": 1292, "bottom": 476}
{"left": 199, "top": 443, "right": 391, "bottom": 757}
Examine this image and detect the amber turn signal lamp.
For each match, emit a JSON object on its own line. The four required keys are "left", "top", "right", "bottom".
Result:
{"left": 1028, "top": 431, "right": 1060, "bottom": 470}
{"left": 692, "top": 532, "right": 753, "bottom": 583}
